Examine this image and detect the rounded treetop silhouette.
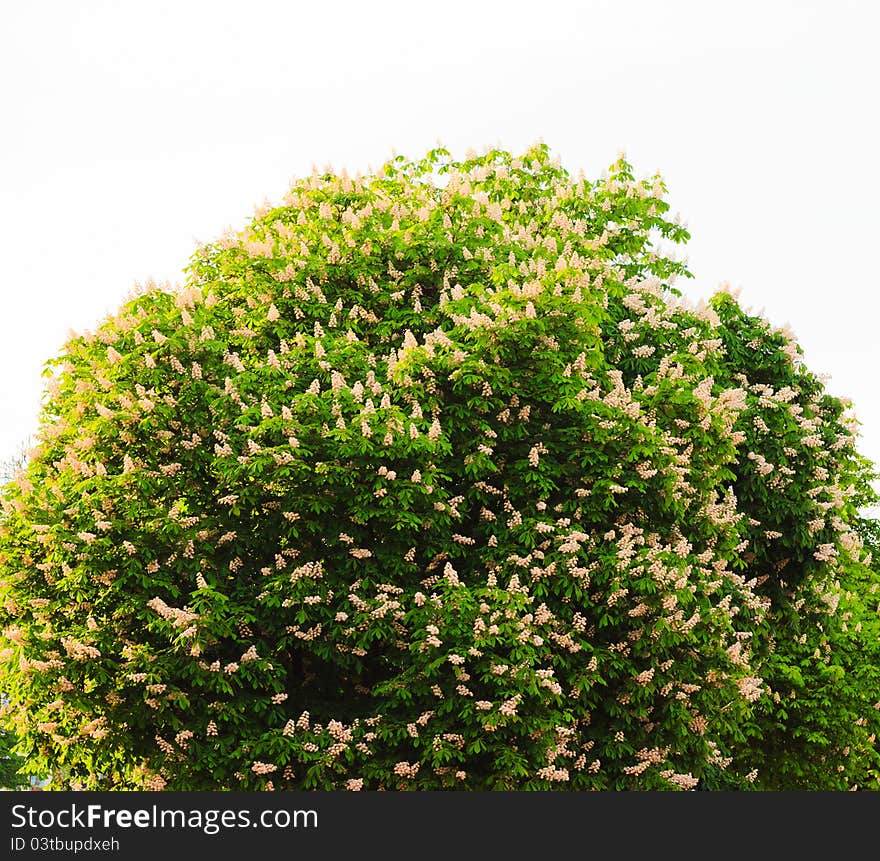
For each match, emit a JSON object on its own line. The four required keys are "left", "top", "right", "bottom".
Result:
{"left": 1, "top": 144, "right": 878, "bottom": 790}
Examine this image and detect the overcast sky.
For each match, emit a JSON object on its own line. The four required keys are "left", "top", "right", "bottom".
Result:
{"left": 2, "top": 1, "right": 878, "bottom": 498}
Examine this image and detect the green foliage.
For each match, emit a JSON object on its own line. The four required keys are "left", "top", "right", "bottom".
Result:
{"left": 0, "top": 726, "right": 27, "bottom": 789}
{"left": 1, "top": 144, "right": 878, "bottom": 790}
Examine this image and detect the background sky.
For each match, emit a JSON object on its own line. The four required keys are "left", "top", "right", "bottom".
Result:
{"left": 2, "top": 1, "right": 878, "bottom": 502}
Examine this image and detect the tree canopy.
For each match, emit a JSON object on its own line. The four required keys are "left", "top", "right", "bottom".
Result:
{"left": 1, "top": 144, "right": 878, "bottom": 790}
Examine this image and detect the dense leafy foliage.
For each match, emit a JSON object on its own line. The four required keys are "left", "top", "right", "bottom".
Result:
{"left": 0, "top": 726, "right": 27, "bottom": 789}
{"left": 1, "top": 145, "right": 878, "bottom": 790}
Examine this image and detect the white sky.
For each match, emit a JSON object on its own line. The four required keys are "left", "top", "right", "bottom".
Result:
{"left": 2, "top": 1, "right": 879, "bottom": 498}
